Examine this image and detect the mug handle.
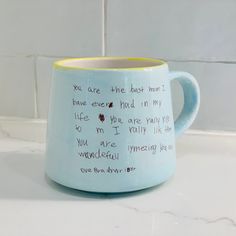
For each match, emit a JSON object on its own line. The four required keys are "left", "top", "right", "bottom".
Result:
{"left": 169, "top": 71, "right": 200, "bottom": 137}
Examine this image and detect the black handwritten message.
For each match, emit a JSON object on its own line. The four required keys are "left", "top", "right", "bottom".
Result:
{"left": 72, "top": 82, "right": 174, "bottom": 175}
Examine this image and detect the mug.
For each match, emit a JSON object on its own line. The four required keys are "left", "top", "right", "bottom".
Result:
{"left": 46, "top": 57, "right": 200, "bottom": 193}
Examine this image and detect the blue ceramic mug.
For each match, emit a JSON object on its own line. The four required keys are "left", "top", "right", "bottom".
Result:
{"left": 46, "top": 57, "right": 200, "bottom": 193}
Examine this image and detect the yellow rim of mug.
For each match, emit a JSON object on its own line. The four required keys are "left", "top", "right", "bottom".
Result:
{"left": 53, "top": 57, "right": 167, "bottom": 71}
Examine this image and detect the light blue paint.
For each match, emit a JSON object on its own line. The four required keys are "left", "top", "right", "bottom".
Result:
{"left": 45, "top": 58, "right": 200, "bottom": 193}
{"left": 169, "top": 71, "right": 200, "bottom": 136}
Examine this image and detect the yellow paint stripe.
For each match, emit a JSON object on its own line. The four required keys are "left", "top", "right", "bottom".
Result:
{"left": 53, "top": 57, "right": 166, "bottom": 71}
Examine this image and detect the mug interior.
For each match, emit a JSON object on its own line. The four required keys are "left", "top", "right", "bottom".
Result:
{"left": 54, "top": 57, "right": 165, "bottom": 70}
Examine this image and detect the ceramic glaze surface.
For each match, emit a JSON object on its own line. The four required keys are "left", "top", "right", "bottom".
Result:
{"left": 46, "top": 57, "right": 200, "bottom": 193}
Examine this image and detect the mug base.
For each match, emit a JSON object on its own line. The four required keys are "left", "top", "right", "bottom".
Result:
{"left": 46, "top": 172, "right": 174, "bottom": 194}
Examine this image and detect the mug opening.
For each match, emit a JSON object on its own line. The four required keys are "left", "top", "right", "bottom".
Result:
{"left": 54, "top": 57, "right": 166, "bottom": 70}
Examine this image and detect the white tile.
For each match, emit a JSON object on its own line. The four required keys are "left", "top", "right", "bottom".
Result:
{"left": 0, "top": 56, "right": 35, "bottom": 117}
{"left": 168, "top": 61, "right": 236, "bottom": 131}
{"left": 0, "top": 0, "right": 103, "bottom": 57}
{"left": 107, "top": 0, "right": 236, "bottom": 61}
{"left": 171, "top": 79, "right": 184, "bottom": 121}
{"left": 36, "top": 57, "right": 60, "bottom": 118}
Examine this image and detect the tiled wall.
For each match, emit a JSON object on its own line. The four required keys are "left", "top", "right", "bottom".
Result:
{"left": 0, "top": 0, "right": 236, "bottom": 131}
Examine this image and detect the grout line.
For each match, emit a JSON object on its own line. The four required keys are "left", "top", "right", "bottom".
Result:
{"left": 0, "top": 53, "right": 35, "bottom": 58}
{"left": 102, "top": 0, "right": 107, "bottom": 56}
{"left": 164, "top": 58, "right": 236, "bottom": 64}
{"left": 186, "top": 129, "right": 236, "bottom": 137}
{"left": 1, "top": 117, "right": 236, "bottom": 137}
{"left": 101, "top": 0, "right": 105, "bottom": 56}
{"left": 33, "top": 55, "right": 39, "bottom": 118}
{"left": 1, "top": 53, "right": 236, "bottom": 64}
{"left": 1, "top": 116, "right": 236, "bottom": 142}
{"left": 104, "top": 0, "right": 107, "bottom": 56}
{"left": 0, "top": 53, "right": 64, "bottom": 60}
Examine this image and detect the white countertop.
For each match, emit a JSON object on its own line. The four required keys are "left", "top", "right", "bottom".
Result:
{"left": 0, "top": 128, "right": 236, "bottom": 236}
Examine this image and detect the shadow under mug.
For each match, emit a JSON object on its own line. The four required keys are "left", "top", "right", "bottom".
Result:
{"left": 46, "top": 57, "right": 200, "bottom": 193}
